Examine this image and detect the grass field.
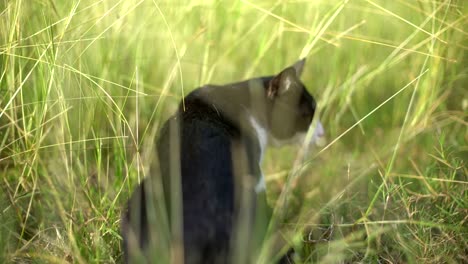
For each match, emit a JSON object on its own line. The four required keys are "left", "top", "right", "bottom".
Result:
{"left": 1, "top": 0, "right": 467, "bottom": 263}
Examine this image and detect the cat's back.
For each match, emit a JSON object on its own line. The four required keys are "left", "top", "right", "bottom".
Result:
{"left": 156, "top": 107, "right": 240, "bottom": 263}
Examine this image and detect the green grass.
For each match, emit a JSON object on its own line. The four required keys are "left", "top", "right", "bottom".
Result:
{"left": 0, "top": 0, "right": 466, "bottom": 263}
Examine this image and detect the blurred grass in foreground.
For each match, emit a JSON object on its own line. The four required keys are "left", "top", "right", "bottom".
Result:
{"left": 0, "top": 0, "right": 466, "bottom": 263}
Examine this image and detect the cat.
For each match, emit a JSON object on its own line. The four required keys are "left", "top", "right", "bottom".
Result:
{"left": 121, "top": 58, "right": 323, "bottom": 263}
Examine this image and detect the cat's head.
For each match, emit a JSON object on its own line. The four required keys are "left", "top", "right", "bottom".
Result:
{"left": 264, "top": 59, "right": 323, "bottom": 146}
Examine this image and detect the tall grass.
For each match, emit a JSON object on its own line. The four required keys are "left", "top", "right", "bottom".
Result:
{"left": 1, "top": 0, "right": 466, "bottom": 263}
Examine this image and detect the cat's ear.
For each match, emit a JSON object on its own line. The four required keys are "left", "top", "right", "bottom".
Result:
{"left": 291, "top": 58, "right": 306, "bottom": 77}
{"left": 267, "top": 67, "right": 299, "bottom": 99}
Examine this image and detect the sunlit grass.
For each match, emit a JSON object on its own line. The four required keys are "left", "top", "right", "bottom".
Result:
{"left": 1, "top": 0, "right": 466, "bottom": 263}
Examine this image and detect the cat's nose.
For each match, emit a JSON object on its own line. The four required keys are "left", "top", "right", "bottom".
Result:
{"left": 312, "top": 120, "right": 326, "bottom": 146}
{"left": 315, "top": 121, "right": 325, "bottom": 138}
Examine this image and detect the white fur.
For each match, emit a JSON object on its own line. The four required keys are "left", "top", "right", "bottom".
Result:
{"left": 249, "top": 116, "right": 267, "bottom": 193}
{"left": 255, "top": 176, "right": 266, "bottom": 193}
{"left": 248, "top": 116, "right": 268, "bottom": 159}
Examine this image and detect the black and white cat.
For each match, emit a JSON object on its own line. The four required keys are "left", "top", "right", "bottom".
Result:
{"left": 122, "top": 59, "right": 323, "bottom": 263}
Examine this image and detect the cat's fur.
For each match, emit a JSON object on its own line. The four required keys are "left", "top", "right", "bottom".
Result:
{"left": 122, "top": 59, "right": 321, "bottom": 263}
